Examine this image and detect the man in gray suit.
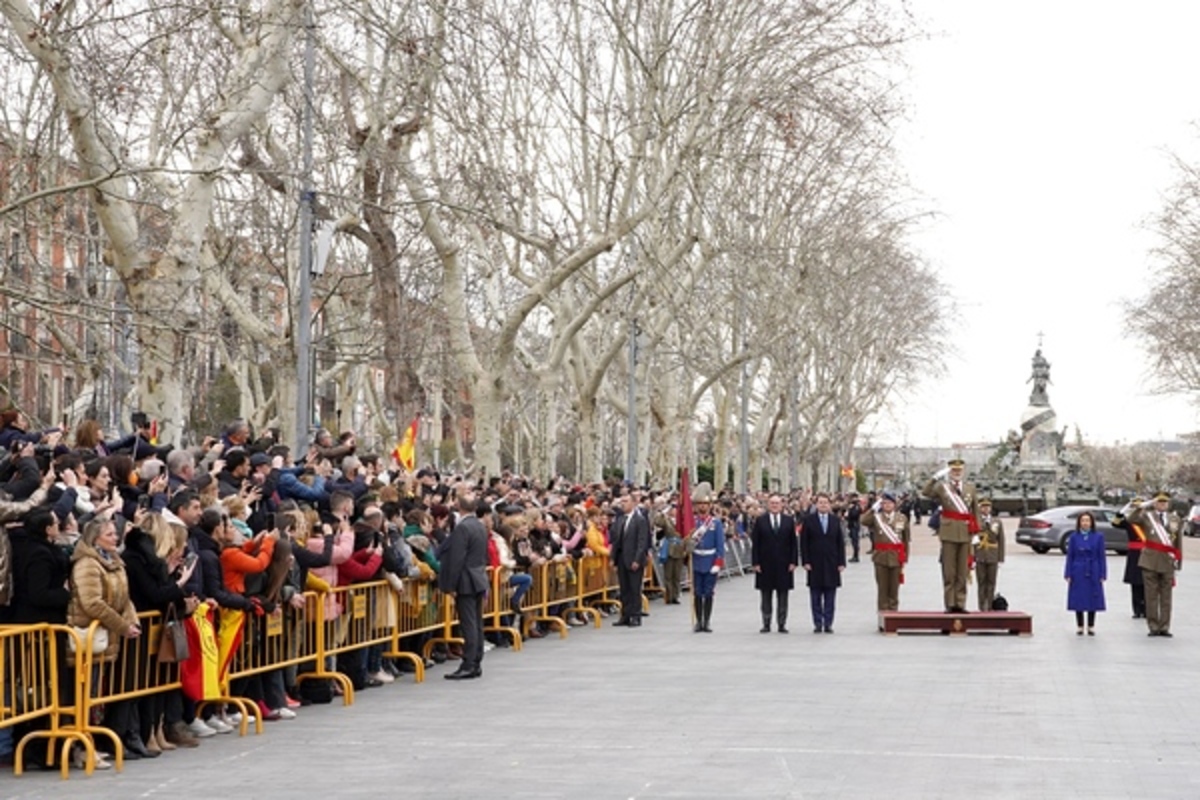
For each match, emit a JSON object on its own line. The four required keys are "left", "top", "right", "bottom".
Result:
{"left": 439, "top": 493, "right": 490, "bottom": 679}
{"left": 611, "top": 492, "right": 651, "bottom": 627}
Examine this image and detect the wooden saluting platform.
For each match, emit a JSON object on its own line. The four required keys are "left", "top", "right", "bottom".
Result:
{"left": 878, "top": 610, "right": 1033, "bottom": 636}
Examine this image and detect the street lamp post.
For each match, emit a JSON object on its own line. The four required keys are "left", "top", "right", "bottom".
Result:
{"left": 294, "top": 0, "right": 316, "bottom": 452}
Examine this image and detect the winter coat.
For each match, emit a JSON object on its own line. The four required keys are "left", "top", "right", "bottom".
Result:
{"left": 307, "top": 527, "right": 353, "bottom": 618}
{"left": 1065, "top": 530, "right": 1107, "bottom": 612}
{"left": 122, "top": 527, "right": 185, "bottom": 616}
{"left": 0, "top": 485, "right": 50, "bottom": 607}
{"left": 220, "top": 536, "right": 276, "bottom": 595}
{"left": 67, "top": 539, "right": 138, "bottom": 657}
{"left": 8, "top": 526, "right": 72, "bottom": 624}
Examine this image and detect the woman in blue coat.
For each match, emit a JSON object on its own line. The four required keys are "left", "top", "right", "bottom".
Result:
{"left": 1065, "top": 511, "right": 1106, "bottom": 635}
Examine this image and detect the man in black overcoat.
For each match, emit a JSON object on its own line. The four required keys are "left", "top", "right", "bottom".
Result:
{"left": 798, "top": 492, "right": 846, "bottom": 633}
{"left": 751, "top": 493, "right": 798, "bottom": 633}
{"left": 439, "top": 493, "right": 491, "bottom": 679}
{"left": 610, "top": 492, "right": 651, "bottom": 627}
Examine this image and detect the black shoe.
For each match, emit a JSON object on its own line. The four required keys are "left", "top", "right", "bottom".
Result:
{"left": 1148, "top": 631, "right": 1159, "bottom": 637}
{"left": 630, "top": 617, "right": 642, "bottom": 627}
{"left": 760, "top": 626, "right": 771, "bottom": 633}
{"left": 824, "top": 628, "right": 833, "bottom": 634}
{"left": 813, "top": 628, "right": 822, "bottom": 634}
{"left": 444, "top": 668, "right": 480, "bottom": 680}
{"left": 123, "top": 734, "right": 156, "bottom": 759}
{"left": 849, "top": 557, "right": 859, "bottom": 563}
{"left": 612, "top": 619, "right": 630, "bottom": 627}
{"left": 778, "top": 627, "right": 788, "bottom": 634}
{"left": 1160, "top": 631, "right": 1173, "bottom": 638}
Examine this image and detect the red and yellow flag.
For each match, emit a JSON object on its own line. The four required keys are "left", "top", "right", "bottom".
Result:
{"left": 180, "top": 602, "right": 246, "bottom": 701}
{"left": 392, "top": 416, "right": 419, "bottom": 472}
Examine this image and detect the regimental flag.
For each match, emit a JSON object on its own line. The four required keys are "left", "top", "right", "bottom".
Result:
{"left": 393, "top": 416, "right": 419, "bottom": 472}
{"left": 675, "top": 467, "right": 695, "bottom": 539}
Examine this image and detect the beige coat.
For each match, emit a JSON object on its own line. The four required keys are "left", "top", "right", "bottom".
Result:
{"left": 67, "top": 539, "right": 138, "bottom": 657}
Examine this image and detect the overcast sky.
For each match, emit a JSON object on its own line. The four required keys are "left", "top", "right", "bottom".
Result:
{"left": 865, "top": 0, "right": 1200, "bottom": 448}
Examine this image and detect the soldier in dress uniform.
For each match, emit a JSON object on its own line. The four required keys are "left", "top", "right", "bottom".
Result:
{"left": 922, "top": 457, "right": 978, "bottom": 612}
{"left": 973, "top": 498, "right": 1005, "bottom": 611}
{"left": 1111, "top": 496, "right": 1146, "bottom": 618}
{"left": 860, "top": 490, "right": 909, "bottom": 612}
{"left": 1125, "top": 492, "right": 1183, "bottom": 637}
{"left": 688, "top": 483, "right": 725, "bottom": 633}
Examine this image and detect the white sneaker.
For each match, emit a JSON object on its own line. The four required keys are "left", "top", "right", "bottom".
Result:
{"left": 275, "top": 707, "right": 297, "bottom": 720}
{"left": 71, "top": 747, "right": 112, "bottom": 770}
{"left": 369, "top": 670, "right": 395, "bottom": 684}
{"left": 187, "top": 718, "right": 217, "bottom": 738}
{"left": 206, "top": 717, "right": 234, "bottom": 734}
{"left": 483, "top": 641, "right": 495, "bottom": 652}
{"left": 225, "top": 712, "right": 243, "bottom": 726}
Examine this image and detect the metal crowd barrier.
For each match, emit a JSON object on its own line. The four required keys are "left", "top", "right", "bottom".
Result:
{"left": 520, "top": 563, "right": 568, "bottom": 639}
{"left": 390, "top": 576, "right": 457, "bottom": 679}
{"left": 2, "top": 552, "right": 763, "bottom": 781}
{"left": 4, "top": 623, "right": 92, "bottom": 779}
{"left": 483, "top": 568, "right": 524, "bottom": 649}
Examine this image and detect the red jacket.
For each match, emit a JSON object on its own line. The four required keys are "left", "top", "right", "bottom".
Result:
{"left": 337, "top": 547, "right": 382, "bottom": 585}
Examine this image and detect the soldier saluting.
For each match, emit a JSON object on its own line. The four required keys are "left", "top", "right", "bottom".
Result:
{"left": 861, "top": 490, "right": 909, "bottom": 613}
{"left": 923, "top": 457, "right": 978, "bottom": 613}
{"left": 973, "top": 498, "right": 1005, "bottom": 611}
{"left": 1124, "top": 492, "right": 1183, "bottom": 637}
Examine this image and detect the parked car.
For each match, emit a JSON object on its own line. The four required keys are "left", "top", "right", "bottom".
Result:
{"left": 1186, "top": 504, "right": 1200, "bottom": 537}
{"left": 1014, "top": 506, "right": 1125, "bottom": 554}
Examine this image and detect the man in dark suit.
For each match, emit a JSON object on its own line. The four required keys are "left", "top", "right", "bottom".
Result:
{"left": 751, "top": 493, "right": 798, "bottom": 633}
{"left": 439, "top": 493, "right": 490, "bottom": 679}
{"left": 610, "top": 492, "right": 651, "bottom": 627}
{"left": 799, "top": 492, "right": 846, "bottom": 633}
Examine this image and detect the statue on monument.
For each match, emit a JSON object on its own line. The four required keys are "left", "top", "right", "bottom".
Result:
{"left": 1027, "top": 348, "right": 1051, "bottom": 407}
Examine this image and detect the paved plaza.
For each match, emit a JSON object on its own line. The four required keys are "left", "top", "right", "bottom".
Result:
{"left": 5, "top": 521, "right": 1199, "bottom": 800}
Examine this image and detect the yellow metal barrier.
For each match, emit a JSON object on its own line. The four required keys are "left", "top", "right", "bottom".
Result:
{"left": 77, "top": 611, "right": 260, "bottom": 764}
{"left": 575, "top": 555, "right": 609, "bottom": 628}
{"left": 520, "top": 563, "right": 568, "bottom": 639}
{"left": 6, "top": 559, "right": 647, "bottom": 781}
{"left": 3, "top": 623, "right": 92, "bottom": 779}
{"left": 389, "top": 576, "right": 456, "bottom": 681}
{"left": 483, "top": 567, "right": 523, "bottom": 650}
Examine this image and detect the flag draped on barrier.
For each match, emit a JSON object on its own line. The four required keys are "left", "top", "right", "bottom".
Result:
{"left": 180, "top": 602, "right": 245, "bottom": 701}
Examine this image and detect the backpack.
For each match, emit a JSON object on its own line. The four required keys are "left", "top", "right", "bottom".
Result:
{"left": 991, "top": 594, "right": 1009, "bottom": 611}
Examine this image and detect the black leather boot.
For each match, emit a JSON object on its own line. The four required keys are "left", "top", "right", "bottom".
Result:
{"left": 693, "top": 596, "right": 704, "bottom": 633}
{"left": 702, "top": 597, "right": 713, "bottom": 632}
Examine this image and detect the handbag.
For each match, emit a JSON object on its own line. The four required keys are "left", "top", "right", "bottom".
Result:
{"left": 68, "top": 624, "right": 110, "bottom": 656}
{"left": 157, "top": 606, "right": 190, "bottom": 664}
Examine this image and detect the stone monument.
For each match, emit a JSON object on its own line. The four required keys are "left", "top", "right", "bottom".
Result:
{"left": 1016, "top": 346, "right": 1063, "bottom": 505}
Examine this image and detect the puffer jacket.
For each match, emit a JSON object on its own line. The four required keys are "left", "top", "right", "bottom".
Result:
{"left": 67, "top": 539, "right": 139, "bottom": 658}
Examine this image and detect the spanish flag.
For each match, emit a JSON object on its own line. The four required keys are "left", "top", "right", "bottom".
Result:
{"left": 180, "top": 602, "right": 246, "bottom": 701}
{"left": 393, "top": 416, "right": 419, "bottom": 472}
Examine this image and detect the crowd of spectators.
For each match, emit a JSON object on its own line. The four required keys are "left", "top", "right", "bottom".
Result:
{"left": 0, "top": 407, "right": 924, "bottom": 772}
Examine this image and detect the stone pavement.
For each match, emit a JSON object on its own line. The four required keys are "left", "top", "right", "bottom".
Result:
{"left": 6, "top": 521, "right": 1200, "bottom": 800}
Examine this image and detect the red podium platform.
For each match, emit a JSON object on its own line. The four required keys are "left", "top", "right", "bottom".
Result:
{"left": 879, "top": 610, "right": 1033, "bottom": 636}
